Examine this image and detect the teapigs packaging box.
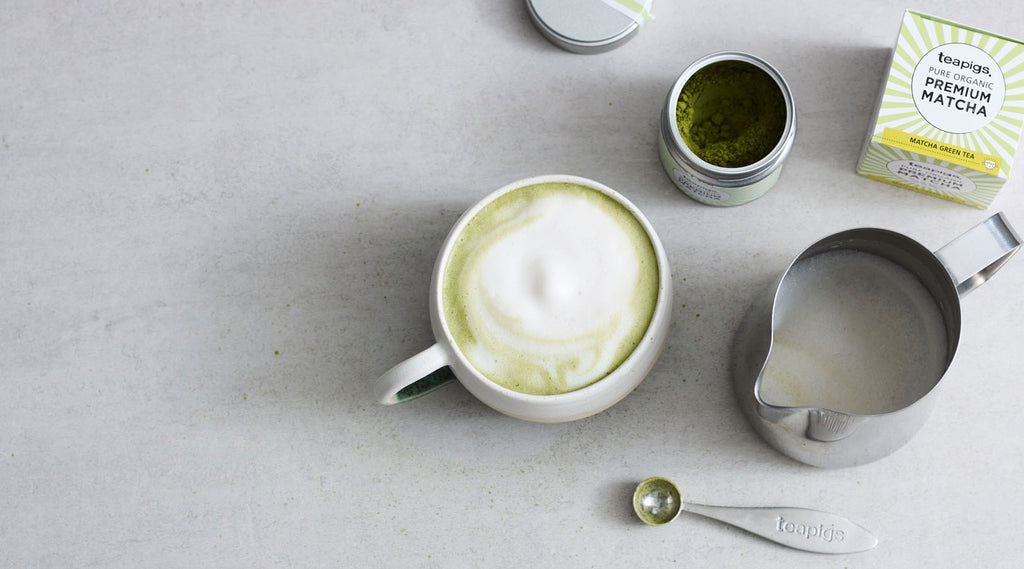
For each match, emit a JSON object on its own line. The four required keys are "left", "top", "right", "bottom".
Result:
{"left": 856, "top": 11, "right": 1024, "bottom": 208}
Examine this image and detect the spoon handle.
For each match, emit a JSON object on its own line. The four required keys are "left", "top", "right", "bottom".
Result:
{"left": 683, "top": 503, "right": 878, "bottom": 554}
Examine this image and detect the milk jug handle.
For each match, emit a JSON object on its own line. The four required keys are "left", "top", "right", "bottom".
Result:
{"left": 375, "top": 343, "right": 455, "bottom": 405}
{"left": 935, "top": 212, "right": 1021, "bottom": 297}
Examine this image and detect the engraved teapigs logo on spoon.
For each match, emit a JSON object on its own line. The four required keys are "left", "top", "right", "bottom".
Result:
{"left": 633, "top": 478, "right": 879, "bottom": 554}
{"left": 776, "top": 516, "right": 845, "bottom": 543}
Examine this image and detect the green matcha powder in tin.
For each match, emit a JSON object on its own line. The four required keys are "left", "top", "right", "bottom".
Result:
{"left": 658, "top": 51, "right": 796, "bottom": 206}
{"left": 675, "top": 61, "right": 787, "bottom": 168}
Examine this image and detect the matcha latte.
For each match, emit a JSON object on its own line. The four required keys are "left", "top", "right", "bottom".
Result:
{"left": 441, "top": 182, "right": 660, "bottom": 396}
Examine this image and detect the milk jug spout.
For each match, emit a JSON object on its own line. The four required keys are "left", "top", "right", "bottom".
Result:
{"left": 754, "top": 401, "right": 866, "bottom": 443}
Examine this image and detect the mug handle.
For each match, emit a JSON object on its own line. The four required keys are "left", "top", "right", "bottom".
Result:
{"left": 935, "top": 212, "right": 1021, "bottom": 297}
{"left": 375, "top": 343, "right": 457, "bottom": 405}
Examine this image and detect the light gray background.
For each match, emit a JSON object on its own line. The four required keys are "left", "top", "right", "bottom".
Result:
{"left": 3, "top": 1, "right": 1023, "bottom": 567}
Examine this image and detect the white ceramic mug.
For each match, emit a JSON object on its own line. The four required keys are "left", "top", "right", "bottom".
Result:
{"left": 374, "top": 175, "right": 673, "bottom": 422}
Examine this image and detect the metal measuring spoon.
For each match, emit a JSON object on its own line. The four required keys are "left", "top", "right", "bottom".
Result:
{"left": 632, "top": 477, "right": 878, "bottom": 554}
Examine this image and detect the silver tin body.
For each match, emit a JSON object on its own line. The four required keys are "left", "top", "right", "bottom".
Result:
{"left": 659, "top": 51, "right": 796, "bottom": 206}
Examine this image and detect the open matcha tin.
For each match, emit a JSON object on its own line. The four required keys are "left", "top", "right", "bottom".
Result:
{"left": 659, "top": 51, "right": 796, "bottom": 206}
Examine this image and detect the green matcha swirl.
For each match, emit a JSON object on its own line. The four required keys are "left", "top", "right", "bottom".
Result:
{"left": 442, "top": 183, "right": 660, "bottom": 396}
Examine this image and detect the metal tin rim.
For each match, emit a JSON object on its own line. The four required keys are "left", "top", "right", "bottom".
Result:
{"left": 526, "top": 0, "right": 641, "bottom": 54}
{"left": 661, "top": 51, "right": 796, "bottom": 187}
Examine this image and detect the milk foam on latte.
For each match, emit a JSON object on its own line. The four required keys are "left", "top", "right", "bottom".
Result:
{"left": 442, "top": 182, "right": 660, "bottom": 395}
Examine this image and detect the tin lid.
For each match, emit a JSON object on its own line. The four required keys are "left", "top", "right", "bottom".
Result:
{"left": 526, "top": 0, "right": 653, "bottom": 54}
